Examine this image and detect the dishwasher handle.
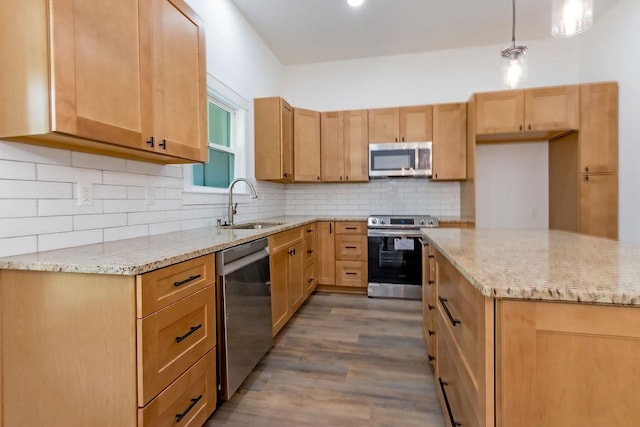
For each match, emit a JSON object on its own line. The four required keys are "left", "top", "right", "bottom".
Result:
{"left": 220, "top": 247, "right": 269, "bottom": 275}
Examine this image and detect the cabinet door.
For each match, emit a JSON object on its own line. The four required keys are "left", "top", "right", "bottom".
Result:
{"left": 579, "top": 83, "right": 618, "bottom": 174}
{"left": 368, "top": 108, "right": 399, "bottom": 143}
{"left": 524, "top": 85, "right": 578, "bottom": 132}
{"left": 432, "top": 103, "right": 467, "bottom": 180}
{"left": 293, "top": 108, "right": 321, "bottom": 182}
{"left": 320, "top": 111, "right": 344, "bottom": 182}
{"left": 343, "top": 110, "right": 369, "bottom": 182}
{"left": 289, "top": 241, "right": 305, "bottom": 311}
{"left": 400, "top": 105, "right": 433, "bottom": 142}
{"left": 254, "top": 97, "right": 293, "bottom": 181}
{"left": 50, "top": 0, "right": 148, "bottom": 149}
{"left": 269, "top": 248, "right": 290, "bottom": 336}
{"left": 580, "top": 173, "right": 618, "bottom": 239}
{"left": 316, "top": 222, "right": 336, "bottom": 285}
{"left": 475, "top": 90, "right": 524, "bottom": 134}
{"left": 151, "top": 0, "right": 207, "bottom": 161}
{"left": 282, "top": 101, "right": 294, "bottom": 180}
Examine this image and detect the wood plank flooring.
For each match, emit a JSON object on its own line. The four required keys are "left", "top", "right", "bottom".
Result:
{"left": 205, "top": 293, "right": 444, "bottom": 427}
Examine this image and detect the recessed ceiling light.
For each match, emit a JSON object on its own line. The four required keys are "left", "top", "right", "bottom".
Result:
{"left": 347, "top": 0, "right": 365, "bottom": 8}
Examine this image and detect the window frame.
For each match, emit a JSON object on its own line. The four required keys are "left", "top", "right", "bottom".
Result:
{"left": 183, "top": 74, "right": 249, "bottom": 199}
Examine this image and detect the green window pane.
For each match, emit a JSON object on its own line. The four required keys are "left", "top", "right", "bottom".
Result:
{"left": 195, "top": 148, "right": 234, "bottom": 188}
{"left": 207, "top": 102, "right": 230, "bottom": 147}
{"left": 193, "top": 163, "right": 205, "bottom": 186}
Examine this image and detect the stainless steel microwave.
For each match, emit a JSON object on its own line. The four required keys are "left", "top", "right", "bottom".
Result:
{"left": 369, "top": 142, "right": 433, "bottom": 178}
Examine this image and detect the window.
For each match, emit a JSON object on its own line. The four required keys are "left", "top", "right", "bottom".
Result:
{"left": 192, "top": 99, "right": 235, "bottom": 188}
{"left": 183, "top": 73, "right": 248, "bottom": 198}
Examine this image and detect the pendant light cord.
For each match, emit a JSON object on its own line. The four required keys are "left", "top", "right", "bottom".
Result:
{"left": 511, "top": 0, "right": 516, "bottom": 47}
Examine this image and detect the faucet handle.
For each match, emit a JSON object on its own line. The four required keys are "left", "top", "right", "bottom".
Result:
{"left": 232, "top": 202, "right": 238, "bottom": 215}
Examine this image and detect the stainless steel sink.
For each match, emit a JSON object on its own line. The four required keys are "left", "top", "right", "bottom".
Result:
{"left": 221, "top": 221, "right": 284, "bottom": 230}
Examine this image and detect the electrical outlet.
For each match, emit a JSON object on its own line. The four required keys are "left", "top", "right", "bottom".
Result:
{"left": 77, "top": 182, "right": 93, "bottom": 206}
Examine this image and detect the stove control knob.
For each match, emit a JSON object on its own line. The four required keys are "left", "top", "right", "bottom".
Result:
{"left": 371, "top": 218, "right": 378, "bottom": 224}
{"left": 379, "top": 219, "right": 385, "bottom": 224}
{"left": 419, "top": 219, "right": 425, "bottom": 225}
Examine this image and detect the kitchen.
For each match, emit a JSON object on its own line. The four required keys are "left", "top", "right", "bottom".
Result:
{"left": 0, "top": 0, "right": 639, "bottom": 426}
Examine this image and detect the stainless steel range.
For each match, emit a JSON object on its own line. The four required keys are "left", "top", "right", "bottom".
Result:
{"left": 367, "top": 215, "right": 439, "bottom": 300}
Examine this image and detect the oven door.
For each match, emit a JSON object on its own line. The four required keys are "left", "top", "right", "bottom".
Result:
{"left": 367, "top": 229, "right": 422, "bottom": 288}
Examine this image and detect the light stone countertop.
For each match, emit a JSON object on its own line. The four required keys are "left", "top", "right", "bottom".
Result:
{"left": 422, "top": 228, "right": 640, "bottom": 306}
{"left": 0, "top": 216, "right": 366, "bottom": 275}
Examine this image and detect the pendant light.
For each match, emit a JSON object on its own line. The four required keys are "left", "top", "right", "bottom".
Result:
{"left": 551, "top": 0, "right": 593, "bottom": 37}
{"left": 500, "top": 0, "right": 527, "bottom": 89}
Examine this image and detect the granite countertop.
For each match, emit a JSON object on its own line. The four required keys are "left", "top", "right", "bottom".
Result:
{"left": 422, "top": 228, "right": 640, "bottom": 306}
{"left": 0, "top": 215, "right": 366, "bottom": 275}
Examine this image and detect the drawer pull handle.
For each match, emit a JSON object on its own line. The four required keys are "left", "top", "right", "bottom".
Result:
{"left": 428, "top": 254, "right": 435, "bottom": 259}
{"left": 428, "top": 354, "right": 436, "bottom": 362}
{"left": 428, "top": 329, "right": 435, "bottom": 336}
{"left": 307, "top": 278, "right": 314, "bottom": 283}
{"left": 307, "top": 228, "right": 314, "bottom": 233}
{"left": 174, "top": 274, "right": 202, "bottom": 287}
{"left": 439, "top": 297, "right": 461, "bottom": 326}
{"left": 428, "top": 304, "right": 435, "bottom": 311}
{"left": 345, "top": 272, "right": 358, "bottom": 276}
{"left": 428, "top": 280, "right": 435, "bottom": 285}
{"left": 307, "top": 250, "right": 313, "bottom": 254}
{"left": 345, "top": 246, "right": 357, "bottom": 249}
{"left": 439, "top": 378, "right": 462, "bottom": 427}
{"left": 345, "top": 227, "right": 358, "bottom": 230}
{"left": 175, "top": 324, "right": 202, "bottom": 343}
{"left": 159, "top": 139, "right": 167, "bottom": 149}
{"left": 175, "top": 394, "right": 203, "bottom": 423}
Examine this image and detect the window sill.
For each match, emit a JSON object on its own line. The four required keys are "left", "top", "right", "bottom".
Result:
{"left": 182, "top": 188, "right": 253, "bottom": 206}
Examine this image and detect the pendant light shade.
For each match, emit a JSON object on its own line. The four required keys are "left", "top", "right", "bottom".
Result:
{"left": 552, "top": 0, "right": 594, "bottom": 37}
{"left": 500, "top": 0, "right": 527, "bottom": 89}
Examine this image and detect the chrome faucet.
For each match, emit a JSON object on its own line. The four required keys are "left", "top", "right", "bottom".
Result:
{"left": 227, "top": 178, "right": 259, "bottom": 225}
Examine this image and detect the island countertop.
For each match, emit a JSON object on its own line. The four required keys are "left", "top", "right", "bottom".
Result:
{"left": 422, "top": 228, "right": 640, "bottom": 306}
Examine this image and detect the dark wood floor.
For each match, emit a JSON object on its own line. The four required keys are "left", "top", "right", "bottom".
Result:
{"left": 205, "top": 292, "right": 445, "bottom": 427}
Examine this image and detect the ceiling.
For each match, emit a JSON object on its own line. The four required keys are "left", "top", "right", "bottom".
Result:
{"left": 231, "top": 0, "right": 621, "bottom": 65}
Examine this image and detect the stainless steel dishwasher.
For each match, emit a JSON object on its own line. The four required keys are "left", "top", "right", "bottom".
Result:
{"left": 216, "top": 238, "right": 273, "bottom": 401}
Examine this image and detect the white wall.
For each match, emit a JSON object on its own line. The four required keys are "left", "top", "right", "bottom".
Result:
{"left": 281, "top": 38, "right": 580, "bottom": 223}
{"left": 578, "top": 0, "right": 640, "bottom": 245}
{"left": 475, "top": 142, "right": 549, "bottom": 229}
{"left": 0, "top": 0, "right": 285, "bottom": 257}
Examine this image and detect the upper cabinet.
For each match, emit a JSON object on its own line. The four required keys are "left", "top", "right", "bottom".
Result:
{"left": 432, "top": 103, "right": 467, "bottom": 181}
{"left": 368, "top": 105, "right": 433, "bottom": 143}
{"left": 320, "top": 110, "right": 369, "bottom": 182}
{"left": 579, "top": 82, "right": 618, "bottom": 174}
{"left": 475, "top": 85, "right": 579, "bottom": 142}
{"left": 254, "top": 97, "right": 294, "bottom": 182}
{"left": 0, "top": 0, "right": 206, "bottom": 163}
{"left": 293, "top": 108, "right": 321, "bottom": 182}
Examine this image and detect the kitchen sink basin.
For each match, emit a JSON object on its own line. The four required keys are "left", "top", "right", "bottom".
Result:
{"left": 222, "top": 221, "right": 284, "bottom": 230}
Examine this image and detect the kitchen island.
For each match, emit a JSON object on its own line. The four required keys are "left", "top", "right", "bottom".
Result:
{"left": 421, "top": 228, "right": 640, "bottom": 427}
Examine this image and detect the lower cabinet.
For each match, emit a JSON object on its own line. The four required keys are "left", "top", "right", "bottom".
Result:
{"left": 0, "top": 254, "right": 217, "bottom": 427}
{"left": 317, "top": 221, "right": 368, "bottom": 291}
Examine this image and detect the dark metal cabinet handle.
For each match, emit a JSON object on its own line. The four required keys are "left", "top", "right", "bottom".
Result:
{"left": 428, "top": 280, "right": 435, "bottom": 285}
{"left": 329, "top": 223, "right": 332, "bottom": 234}
{"left": 428, "top": 254, "right": 435, "bottom": 259}
{"left": 288, "top": 248, "right": 296, "bottom": 256}
{"left": 585, "top": 166, "right": 589, "bottom": 173}
{"left": 439, "top": 378, "right": 462, "bottom": 427}
{"left": 317, "top": 176, "right": 320, "bottom": 181}
{"left": 401, "top": 136, "right": 405, "bottom": 142}
{"left": 307, "top": 228, "right": 314, "bottom": 233}
{"left": 340, "top": 176, "right": 343, "bottom": 180}
{"left": 584, "top": 175, "right": 589, "bottom": 182}
{"left": 345, "top": 272, "right": 358, "bottom": 276}
{"left": 519, "top": 124, "right": 523, "bottom": 131}
{"left": 428, "top": 304, "right": 435, "bottom": 311}
{"left": 307, "top": 250, "right": 313, "bottom": 254}
{"left": 439, "top": 297, "right": 461, "bottom": 326}
{"left": 528, "top": 124, "right": 532, "bottom": 130}
{"left": 146, "top": 136, "right": 154, "bottom": 147}
{"left": 345, "top": 227, "right": 357, "bottom": 230}
{"left": 395, "top": 137, "right": 398, "bottom": 142}
{"left": 346, "top": 176, "right": 349, "bottom": 180}
{"left": 428, "top": 354, "right": 436, "bottom": 362}
{"left": 345, "top": 246, "right": 357, "bottom": 249}
{"left": 283, "top": 172, "right": 288, "bottom": 178}
{"left": 174, "top": 274, "right": 201, "bottom": 287}
{"left": 175, "top": 394, "right": 203, "bottom": 423}
{"left": 307, "top": 278, "right": 314, "bottom": 283}
{"left": 428, "top": 330, "right": 435, "bottom": 336}
{"left": 175, "top": 324, "right": 202, "bottom": 343}
{"left": 159, "top": 139, "right": 167, "bottom": 149}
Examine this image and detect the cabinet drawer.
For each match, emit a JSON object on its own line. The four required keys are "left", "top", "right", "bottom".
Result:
{"left": 304, "top": 224, "right": 317, "bottom": 266}
{"left": 335, "top": 261, "right": 367, "bottom": 287}
{"left": 436, "top": 311, "right": 479, "bottom": 427}
{"left": 335, "top": 221, "right": 366, "bottom": 235}
{"left": 137, "top": 286, "right": 216, "bottom": 406}
{"left": 138, "top": 350, "right": 216, "bottom": 427}
{"left": 335, "top": 235, "right": 367, "bottom": 261}
{"left": 268, "top": 226, "right": 304, "bottom": 253}
{"left": 137, "top": 255, "right": 214, "bottom": 318}
{"left": 304, "top": 263, "right": 316, "bottom": 297}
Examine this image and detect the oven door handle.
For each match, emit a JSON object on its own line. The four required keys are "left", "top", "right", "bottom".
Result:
{"left": 367, "top": 229, "right": 423, "bottom": 238}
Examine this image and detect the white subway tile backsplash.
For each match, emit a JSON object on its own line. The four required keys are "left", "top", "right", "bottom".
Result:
{"left": 149, "top": 221, "right": 181, "bottom": 235}
{"left": 38, "top": 229, "right": 103, "bottom": 252}
{"left": 0, "top": 216, "right": 72, "bottom": 238}
{"left": 103, "top": 224, "right": 148, "bottom": 242}
{"left": 103, "top": 199, "right": 147, "bottom": 214}
{"left": 0, "top": 160, "right": 36, "bottom": 180}
{"left": 0, "top": 180, "right": 72, "bottom": 199}
{"left": 93, "top": 184, "right": 128, "bottom": 199}
{"left": 0, "top": 141, "right": 71, "bottom": 165}
{"left": 0, "top": 236, "right": 38, "bottom": 257}
{"left": 147, "top": 175, "right": 182, "bottom": 189}
{"left": 73, "top": 213, "right": 127, "bottom": 230}
{"left": 37, "top": 164, "right": 102, "bottom": 183}
{"left": 0, "top": 200, "right": 37, "bottom": 218}
{"left": 128, "top": 211, "right": 166, "bottom": 225}
{"left": 148, "top": 199, "right": 182, "bottom": 211}
{"left": 127, "top": 186, "right": 146, "bottom": 200}
{"left": 71, "top": 152, "right": 127, "bottom": 172}
{"left": 38, "top": 199, "right": 104, "bottom": 216}
{"left": 126, "top": 160, "right": 166, "bottom": 176}
{"left": 164, "top": 165, "right": 184, "bottom": 178}
{"left": 103, "top": 171, "right": 148, "bottom": 187}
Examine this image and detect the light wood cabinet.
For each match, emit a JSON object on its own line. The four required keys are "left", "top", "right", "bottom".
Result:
{"left": 303, "top": 224, "right": 318, "bottom": 297}
{"left": 0, "top": 0, "right": 206, "bottom": 163}
{"left": 320, "top": 110, "right": 369, "bottom": 182}
{"left": 368, "top": 105, "right": 432, "bottom": 143}
{"left": 549, "top": 82, "right": 618, "bottom": 240}
{"left": 268, "top": 227, "right": 305, "bottom": 336}
{"left": 316, "top": 222, "right": 336, "bottom": 285}
{"left": 0, "top": 254, "right": 216, "bottom": 427}
{"left": 255, "top": 97, "right": 294, "bottom": 182}
{"left": 432, "top": 103, "right": 467, "bottom": 180}
{"left": 293, "top": 108, "right": 321, "bottom": 182}
{"left": 421, "top": 241, "right": 437, "bottom": 368}
{"left": 496, "top": 300, "right": 640, "bottom": 427}
{"left": 475, "top": 85, "right": 578, "bottom": 141}
{"left": 334, "top": 222, "right": 367, "bottom": 288}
